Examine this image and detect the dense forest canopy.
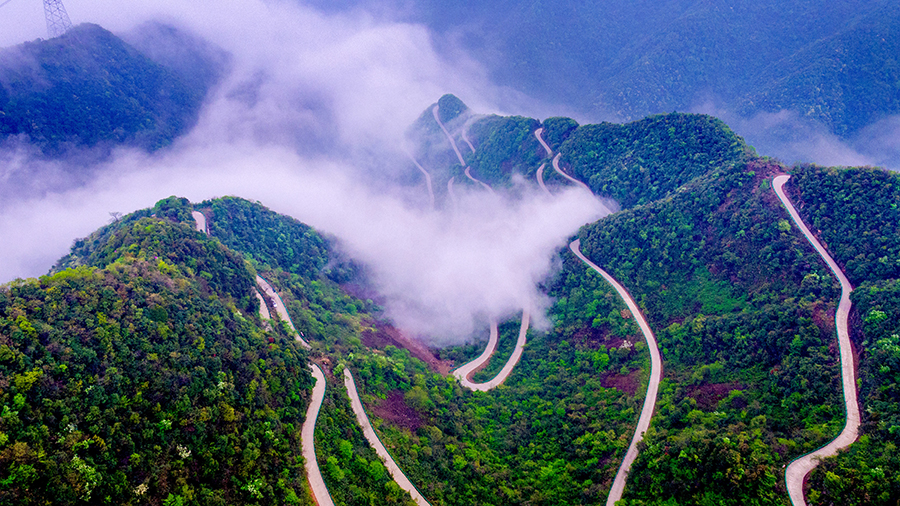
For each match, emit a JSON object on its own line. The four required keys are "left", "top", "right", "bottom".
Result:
{"left": 0, "top": 23, "right": 219, "bottom": 154}
{"left": 2, "top": 94, "right": 900, "bottom": 506}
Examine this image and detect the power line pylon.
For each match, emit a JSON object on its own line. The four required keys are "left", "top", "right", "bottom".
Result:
{"left": 43, "top": 0, "right": 73, "bottom": 38}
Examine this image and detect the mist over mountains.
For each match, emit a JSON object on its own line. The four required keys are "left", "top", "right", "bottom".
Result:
{"left": 1, "top": 3, "right": 900, "bottom": 505}
{"left": 307, "top": 0, "right": 900, "bottom": 169}
{"left": 1, "top": 0, "right": 898, "bottom": 339}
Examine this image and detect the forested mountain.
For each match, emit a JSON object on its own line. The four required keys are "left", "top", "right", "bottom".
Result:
{"left": 3, "top": 95, "right": 900, "bottom": 505}
{"left": 0, "top": 23, "right": 222, "bottom": 154}
{"left": 308, "top": 0, "right": 900, "bottom": 140}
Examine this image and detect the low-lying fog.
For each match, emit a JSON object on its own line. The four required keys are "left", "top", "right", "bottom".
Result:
{"left": 0, "top": 0, "right": 609, "bottom": 344}
{"left": 1, "top": 0, "right": 896, "bottom": 344}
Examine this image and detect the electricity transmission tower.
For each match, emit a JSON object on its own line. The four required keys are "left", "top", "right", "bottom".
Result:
{"left": 43, "top": 0, "right": 73, "bottom": 38}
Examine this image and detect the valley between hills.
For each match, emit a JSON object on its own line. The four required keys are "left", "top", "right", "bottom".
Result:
{"left": 0, "top": 13, "right": 899, "bottom": 505}
{"left": 2, "top": 91, "right": 899, "bottom": 506}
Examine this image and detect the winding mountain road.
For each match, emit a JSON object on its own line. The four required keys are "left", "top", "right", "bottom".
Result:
{"left": 343, "top": 369, "right": 432, "bottom": 506}
{"left": 536, "top": 164, "right": 549, "bottom": 193}
{"left": 464, "top": 166, "right": 494, "bottom": 193}
{"left": 461, "top": 125, "right": 476, "bottom": 153}
{"left": 256, "top": 275, "right": 312, "bottom": 349}
{"left": 192, "top": 211, "right": 271, "bottom": 326}
{"left": 452, "top": 313, "right": 531, "bottom": 392}
{"left": 407, "top": 152, "right": 435, "bottom": 209}
{"left": 534, "top": 129, "right": 554, "bottom": 192}
{"left": 303, "top": 364, "right": 335, "bottom": 506}
{"left": 534, "top": 127, "right": 553, "bottom": 157}
{"left": 433, "top": 105, "right": 466, "bottom": 166}
{"left": 773, "top": 175, "right": 859, "bottom": 506}
{"left": 191, "top": 211, "right": 208, "bottom": 234}
{"left": 536, "top": 129, "right": 661, "bottom": 503}
{"left": 433, "top": 104, "right": 493, "bottom": 193}
{"left": 569, "top": 240, "right": 662, "bottom": 506}
{"left": 552, "top": 153, "right": 590, "bottom": 191}
{"left": 192, "top": 210, "right": 331, "bottom": 504}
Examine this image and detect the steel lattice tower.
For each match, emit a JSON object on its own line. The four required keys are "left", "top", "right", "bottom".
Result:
{"left": 43, "top": 0, "right": 73, "bottom": 38}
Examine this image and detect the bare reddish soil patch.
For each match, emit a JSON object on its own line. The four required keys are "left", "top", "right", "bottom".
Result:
{"left": 570, "top": 325, "right": 626, "bottom": 350}
{"left": 687, "top": 382, "right": 744, "bottom": 410}
{"left": 810, "top": 301, "right": 836, "bottom": 334}
{"left": 361, "top": 321, "right": 453, "bottom": 374}
{"left": 600, "top": 368, "right": 642, "bottom": 396}
{"left": 370, "top": 390, "right": 423, "bottom": 432}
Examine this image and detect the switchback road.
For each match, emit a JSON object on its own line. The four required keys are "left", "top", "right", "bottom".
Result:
{"left": 552, "top": 153, "right": 590, "bottom": 191}
{"left": 452, "top": 313, "right": 531, "bottom": 392}
{"left": 256, "top": 275, "right": 312, "bottom": 349}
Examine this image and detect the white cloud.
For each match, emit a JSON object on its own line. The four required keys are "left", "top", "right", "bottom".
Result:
{"left": 0, "top": 0, "right": 611, "bottom": 343}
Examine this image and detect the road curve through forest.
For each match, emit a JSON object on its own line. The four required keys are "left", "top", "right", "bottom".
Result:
{"left": 303, "top": 364, "right": 335, "bottom": 506}
{"left": 461, "top": 123, "right": 476, "bottom": 153}
{"left": 534, "top": 127, "right": 553, "bottom": 157}
{"left": 192, "top": 211, "right": 272, "bottom": 325}
{"left": 534, "top": 128, "right": 554, "bottom": 192}
{"left": 773, "top": 175, "right": 859, "bottom": 506}
{"left": 536, "top": 164, "right": 549, "bottom": 193}
{"left": 433, "top": 104, "right": 494, "bottom": 193}
{"left": 538, "top": 130, "right": 662, "bottom": 502}
{"left": 570, "top": 240, "right": 662, "bottom": 506}
{"left": 552, "top": 153, "right": 591, "bottom": 191}
{"left": 192, "top": 210, "right": 332, "bottom": 504}
{"left": 452, "top": 313, "right": 531, "bottom": 392}
{"left": 256, "top": 275, "right": 312, "bottom": 349}
{"left": 343, "top": 369, "right": 432, "bottom": 506}
{"left": 407, "top": 152, "right": 435, "bottom": 209}
{"left": 432, "top": 105, "right": 466, "bottom": 166}
{"left": 191, "top": 211, "right": 208, "bottom": 235}
{"left": 464, "top": 166, "right": 494, "bottom": 193}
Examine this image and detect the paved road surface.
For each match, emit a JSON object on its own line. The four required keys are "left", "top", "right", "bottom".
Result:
{"left": 774, "top": 175, "right": 859, "bottom": 506}
{"left": 192, "top": 209, "right": 333, "bottom": 503}
{"left": 191, "top": 211, "right": 208, "bottom": 234}
{"left": 552, "top": 153, "right": 591, "bottom": 191}
{"left": 464, "top": 166, "right": 494, "bottom": 193}
{"left": 256, "top": 275, "right": 312, "bottom": 349}
{"left": 461, "top": 124, "right": 476, "bottom": 153}
{"left": 343, "top": 369, "right": 432, "bottom": 506}
{"left": 536, "top": 163, "right": 548, "bottom": 193}
{"left": 407, "top": 152, "right": 435, "bottom": 209}
{"left": 570, "top": 240, "right": 662, "bottom": 506}
{"left": 255, "top": 290, "right": 271, "bottom": 321}
{"left": 434, "top": 104, "right": 493, "bottom": 193}
{"left": 432, "top": 105, "right": 466, "bottom": 166}
{"left": 303, "top": 364, "right": 335, "bottom": 506}
{"left": 534, "top": 128, "right": 553, "bottom": 157}
{"left": 452, "top": 313, "right": 530, "bottom": 392}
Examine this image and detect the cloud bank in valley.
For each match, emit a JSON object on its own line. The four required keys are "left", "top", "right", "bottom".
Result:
{"left": 0, "top": 0, "right": 609, "bottom": 344}
{"left": 0, "top": 141, "right": 610, "bottom": 344}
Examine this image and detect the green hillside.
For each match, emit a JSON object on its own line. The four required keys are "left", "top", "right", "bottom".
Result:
{"left": 0, "top": 210, "right": 314, "bottom": 505}
{"left": 3, "top": 100, "right": 900, "bottom": 505}
{"left": 0, "top": 23, "right": 215, "bottom": 154}
{"left": 398, "top": 99, "right": 900, "bottom": 504}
